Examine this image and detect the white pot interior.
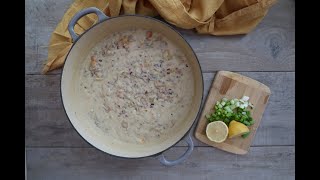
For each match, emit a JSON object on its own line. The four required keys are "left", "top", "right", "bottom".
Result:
{"left": 61, "top": 16, "right": 203, "bottom": 158}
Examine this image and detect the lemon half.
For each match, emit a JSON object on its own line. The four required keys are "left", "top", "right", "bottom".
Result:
{"left": 206, "top": 121, "right": 229, "bottom": 143}
{"left": 228, "top": 120, "right": 250, "bottom": 138}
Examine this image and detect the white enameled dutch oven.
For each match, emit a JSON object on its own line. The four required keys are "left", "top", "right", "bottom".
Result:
{"left": 61, "top": 7, "right": 204, "bottom": 166}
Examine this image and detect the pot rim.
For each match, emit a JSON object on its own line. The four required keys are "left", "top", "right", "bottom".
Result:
{"left": 60, "top": 14, "right": 204, "bottom": 159}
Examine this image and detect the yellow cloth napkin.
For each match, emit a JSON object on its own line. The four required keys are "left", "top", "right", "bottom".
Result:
{"left": 42, "top": 0, "right": 277, "bottom": 74}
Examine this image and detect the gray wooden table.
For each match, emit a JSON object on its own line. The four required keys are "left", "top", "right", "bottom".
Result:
{"left": 25, "top": 0, "right": 295, "bottom": 179}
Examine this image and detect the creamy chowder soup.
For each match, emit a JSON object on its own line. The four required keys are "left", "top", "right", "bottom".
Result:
{"left": 77, "top": 28, "right": 195, "bottom": 145}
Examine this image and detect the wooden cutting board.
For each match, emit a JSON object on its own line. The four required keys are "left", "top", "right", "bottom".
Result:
{"left": 194, "top": 71, "right": 271, "bottom": 154}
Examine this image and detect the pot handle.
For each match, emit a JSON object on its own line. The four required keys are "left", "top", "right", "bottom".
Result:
{"left": 68, "top": 7, "right": 109, "bottom": 42}
{"left": 158, "top": 133, "right": 194, "bottom": 166}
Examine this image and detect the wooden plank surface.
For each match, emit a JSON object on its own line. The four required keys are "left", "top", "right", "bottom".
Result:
{"left": 26, "top": 146, "right": 295, "bottom": 180}
{"left": 25, "top": 0, "right": 73, "bottom": 74}
{"left": 25, "top": 72, "right": 295, "bottom": 147}
{"left": 25, "top": 0, "right": 295, "bottom": 75}
{"left": 25, "top": 0, "right": 295, "bottom": 179}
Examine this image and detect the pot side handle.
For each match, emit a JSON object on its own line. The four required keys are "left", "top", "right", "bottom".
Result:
{"left": 68, "top": 7, "right": 109, "bottom": 42}
{"left": 158, "top": 133, "right": 194, "bottom": 166}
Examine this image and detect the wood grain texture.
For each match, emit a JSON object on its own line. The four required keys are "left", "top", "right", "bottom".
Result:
{"left": 195, "top": 71, "right": 271, "bottom": 154}
{"left": 25, "top": 0, "right": 73, "bottom": 74}
{"left": 25, "top": 0, "right": 295, "bottom": 74}
{"left": 25, "top": 0, "right": 295, "bottom": 177}
{"left": 25, "top": 72, "right": 294, "bottom": 147}
{"left": 26, "top": 146, "right": 295, "bottom": 180}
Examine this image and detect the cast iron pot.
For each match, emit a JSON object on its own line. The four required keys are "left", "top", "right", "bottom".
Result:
{"left": 61, "top": 7, "right": 204, "bottom": 166}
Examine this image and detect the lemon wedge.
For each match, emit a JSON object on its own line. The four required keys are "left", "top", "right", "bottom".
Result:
{"left": 228, "top": 120, "right": 250, "bottom": 138}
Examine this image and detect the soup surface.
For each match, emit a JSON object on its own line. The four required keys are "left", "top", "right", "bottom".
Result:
{"left": 77, "top": 28, "right": 195, "bottom": 144}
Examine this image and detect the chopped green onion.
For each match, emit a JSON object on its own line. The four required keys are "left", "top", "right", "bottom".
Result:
{"left": 249, "top": 102, "right": 254, "bottom": 108}
{"left": 206, "top": 97, "right": 255, "bottom": 126}
{"left": 242, "top": 132, "right": 250, "bottom": 138}
{"left": 243, "top": 120, "right": 250, "bottom": 126}
{"left": 235, "top": 102, "right": 240, "bottom": 107}
{"left": 241, "top": 96, "right": 250, "bottom": 101}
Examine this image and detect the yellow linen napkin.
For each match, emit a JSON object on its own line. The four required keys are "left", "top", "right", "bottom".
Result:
{"left": 42, "top": 0, "right": 276, "bottom": 74}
